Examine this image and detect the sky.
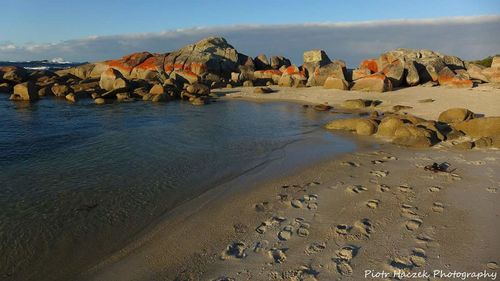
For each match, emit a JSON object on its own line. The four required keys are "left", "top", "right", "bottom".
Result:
{"left": 0, "top": 0, "right": 499, "bottom": 65}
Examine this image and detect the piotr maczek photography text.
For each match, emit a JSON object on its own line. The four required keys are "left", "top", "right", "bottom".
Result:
{"left": 364, "top": 269, "right": 497, "bottom": 280}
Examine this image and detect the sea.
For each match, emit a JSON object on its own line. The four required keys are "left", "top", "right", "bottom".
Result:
{"left": 0, "top": 61, "right": 357, "bottom": 281}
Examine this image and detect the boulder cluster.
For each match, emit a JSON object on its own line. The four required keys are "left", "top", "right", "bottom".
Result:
{"left": 325, "top": 105, "right": 500, "bottom": 149}
{"left": 1, "top": 37, "right": 499, "bottom": 105}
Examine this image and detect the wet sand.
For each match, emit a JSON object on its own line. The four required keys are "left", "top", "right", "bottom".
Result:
{"left": 81, "top": 86, "right": 500, "bottom": 281}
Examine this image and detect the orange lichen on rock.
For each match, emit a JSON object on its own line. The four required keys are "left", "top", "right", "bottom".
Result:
{"left": 135, "top": 56, "right": 160, "bottom": 70}
{"left": 359, "top": 59, "right": 378, "bottom": 73}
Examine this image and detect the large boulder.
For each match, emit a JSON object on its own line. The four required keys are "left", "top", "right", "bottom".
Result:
{"left": 452, "top": 117, "right": 500, "bottom": 138}
{"left": 10, "top": 81, "right": 38, "bottom": 101}
{"left": 325, "top": 118, "right": 378, "bottom": 136}
{"left": 307, "top": 61, "right": 346, "bottom": 86}
{"left": 376, "top": 116, "right": 406, "bottom": 138}
{"left": 443, "top": 55, "right": 465, "bottom": 70}
{"left": 382, "top": 59, "right": 405, "bottom": 87}
{"left": 99, "top": 68, "right": 127, "bottom": 91}
{"left": 254, "top": 54, "right": 270, "bottom": 70}
{"left": 303, "top": 50, "right": 331, "bottom": 75}
{"left": 55, "top": 63, "right": 95, "bottom": 79}
{"left": 323, "top": 77, "right": 349, "bottom": 90}
{"left": 1, "top": 66, "right": 28, "bottom": 83}
{"left": 163, "top": 37, "right": 239, "bottom": 81}
{"left": 481, "top": 57, "right": 500, "bottom": 83}
{"left": 417, "top": 57, "right": 446, "bottom": 82}
{"left": 253, "top": 69, "right": 282, "bottom": 84}
{"left": 359, "top": 59, "right": 378, "bottom": 73}
{"left": 465, "top": 63, "right": 489, "bottom": 82}
{"left": 351, "top": 74, "right": 392, "bottom": 92}
{"left": 51, "top": 83, "right": 73, "bottom": 97}
{"left": 405, "top": 60, "right": 420, "bottom": 86}
{"left": 340, "top": 99, "right": 373, "bottom": 110}
{"left": 0, "top": 82, "right": 12, "bottom": 93}
{"left": 130, "top": 55, "right": 165, "bottom": 80}
{"left": 352, "top": 68, "right": 372, "bottom": 81}
{"left": 392, "top": 123, "right": 436, "bottom": 148}
{"left": 278, "top": 65, "right": 307, "bottom": 87}
{"left": 438, "top": 108, "right": 474, "bottom": 123}
{"left": 437, "top": 67, "right": 473, "bottom": 88}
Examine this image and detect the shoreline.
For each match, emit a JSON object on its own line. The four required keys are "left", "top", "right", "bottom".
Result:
{"left": 80, "top": 89, "right": 500, "bottom": 280}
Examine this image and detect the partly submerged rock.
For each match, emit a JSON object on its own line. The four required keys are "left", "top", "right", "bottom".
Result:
{"left": 10, "top": 81, "right": 38, "bottom": 101}
{"left": 325, "top": 118, "right": 378, "bottom": 136}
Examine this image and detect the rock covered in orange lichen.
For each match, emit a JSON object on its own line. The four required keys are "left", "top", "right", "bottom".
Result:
{"left": 437, "top": 67, "right": 473, "bottom": 88}
{"left": 359, "top": 59, "right": 378, "bottom": 73}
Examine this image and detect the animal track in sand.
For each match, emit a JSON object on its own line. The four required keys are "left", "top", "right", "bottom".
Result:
{"left": 221, "top": 241, "right": 247, "bottom": 260}
{"left": 432, "top": 202, "right": 445, "bottom": 213}
{"left": 429, "top": 185, "right": 442, "bottom": 192}
{"left": 268, "top": 248, "right": 287, "bottom": 263}
{"left": 342, "top": 161, "right": 361, "bottom": 167}
{"left": 370, "top": 170, "right": 389, "bottom": 177}
{"left": 306, "top": 241, "right": 326, "bottom": 255}
{"left": 346, "top": 185, "right": 368, "bottom": 194}
{"left": 366, "top": 199, "right": 380, "bottom": 209}
{"left": 405, "top": 219, "right": 423, "bottom": 231}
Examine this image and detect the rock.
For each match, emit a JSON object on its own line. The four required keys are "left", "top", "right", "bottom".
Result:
{"left": 323, "top": 77, "right": 349, "bottom": 90}
{"left": 95, "top": 98, "right": 106, "bottom": 105}
{"left": 382, "top": 59, "right": 404, "bottom": 87}
{"left": 130, "top": 55, "right": 164, "bottom": 80}
{"left": 0, "top": 82, "right": 12, "bottom": 93}
{"left": 303, "top": 50, "right": 331, "bottom": 75}
{"left": 55, "top": 63, "right": 95, "bottom": 79}
{"left": 151, "top": 93, "right": 167, "bottom": 102}
{"left": 270, "top": 56, "right": 291, "bottom": 69}
{"left": 278, "top": 65, "right": 307, "bottom": 87}
{"left": 10, "top": 81, "right": 38, "bottom": 101}
{"left": 325, "top": 118, "right": 378, "bottom": 136}
{"left": 242, "top": 80, "right": 254, "bottom": 87}
{"left": 465, "top": 63, "right": 489, "bottom": 82}
{"left": 254, "top": 54, "right": 270, "bottom": 70}
{"left": 172, "top": 70, "right": 200, "bottom": 84}
{"left": 452, "top": 117, "right": 500, "bottom": 138}
{"left": 443, "top": 55, "right": 465, "bottom": 70}
{"left": 437, "top": 67, "right": 473, "bottom": 88}
{"left": 392, "top": 124, "right": 436, "bottom": 148}
{"left": 474, "top": 137, "right": 500, "bottom": 149}
{"left": 253, "top": 69, "right": 282, "bottom": 84}
{"left": 116, "top": 92, "right": 131, "bottom": 101}
{"left": 65, "top": 93, "right": 77, "bottom": 103}
{"left": 351, "top": 74, "right": 392, "bottom": 92}
{"left": 1, "top": 66, "right": 28, "bottom": 83}
{"left": 445, "top": 129, "right": 465, "bottom": 140}
{"left": 72, "top": 81, "right": 100, "bottom": 93}
{"left": 51, "top": 83, "right": 72, "bottom": 97}
{"left": 191, "top": 97, "right": 206, "bottom": 106}
{"left": 113, "top": 78, "right": 129, "bottom": 89}
{"left": 186, "top": 83, "right": 210, "bottom": 95}
{"left": 341, "top": 99, "right": 373, "bottom": 110}
{"left": 99, "top": 68, "right": 126, "bottom": 91}
{"left": 393, "top": 136, "right": 433, "bottom": 148}
{"left": 392, "top": 105, "right": 413, "bottom": 112}
{"left": 405, "top": 60, "right": 420, "bottom": 86}
{"left": 149, "top": 84, "right": 165, "bottom": 95}
{"left": 482, "top": 66, "right": 500, "bottom": 83}
{"left": 359, "top": 59, "right": 378, "bottom": 73}
{"left": 438, "top": 108, "right": 474, "bottom": 123}
{"left": 352, "top": 68, "right": 372, "bottom": 81}
{"left": 307, "top": 61, "right": 346, "bottom": 86}
{"left": 38, "top": 86, "right": 53, "bottom": 96}
{"left": 418, "top": 57, "right": 446, "bottom": 82}
{"left": 254, "top": 87, "right": 273, "bottom": 94}
{"left": 376, "top": 116, "right": 406, "bottom": 138}
{"left": 492, "top": 56, "right": 500, "bottom": 68}
{"left": 313, "top": 104, "right": 332, "bottom": 111}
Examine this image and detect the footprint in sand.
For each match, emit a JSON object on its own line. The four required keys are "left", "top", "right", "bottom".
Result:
{"left": 410, "top": 248, "right": 427, "bottom": 267}
{"left": 383, "top": 156, "right": 398, "bottom": 161}
{"left": 370, "top": 170, "right": 389, "bottom": 177}
{"left": 432, "top": 202, "right": 445, "bottom": 213}
{"left": 486, "top": 262, "right": 498, "bottom": 270}
{"left": 429, "top": 186, "right": 442, "bottom": 192}
{"left": 281, "top": 266, "right": 319, "bottom": 280}
{"left": 378, "top": 184, "right": 391, "bottom": 192}
{"left": 366, "top": 199, "right": 380, "bottom": 209}
{"left": 346, "top": 185, "right": 368, "bottom": 194}
{"left": 335, "top": 219, "right": 374, "bottom": 239}
{"left": 468, "top": 160, "right": 486, "bottom": 165}
{"left": 221, "top": 241, "right": 247, "bottom": 260}
{"left": 388, "top": 256, "right": 414, "bottom": 271}
{"left": 333, "top": 246, "right": 359, "bottom": 276}
{"left": 486, "top": 187, "right": 498, "bottom": 193}
{"left": 342, "top": 161, "right": 361, "bottom": 167}
{"left": 398, "top": 184, "right": 413, "bottom": 193}
{"left": 278, "top": 225, "right": 294, "bottom": 241}
{"left": 371, "top": 159, "right": 386, "bottom": 164}
{"left": 306, "top": 181, "right": 321, "bottom": 187}
{"left": 306, "top": 241, "right": 326, "bottom": 255}
{"left": 268, "top": 248, "right": 287, "bottom": 263}
{"left": 401, "top": 204, "right": 419, "bottom": 219}
{"left": 353, "top": 219, "right": 374, "bottom": 237}
{"left": 291, "top": 199, "right": 304, "bottom": 209}
{"left": 416, "top": 233, "right": 434, "bottom": 243}
{"left": 211, "top": 277, "right": 235, "bottom": 281}
{"left": 405, "top": 219, "right": 423, "bottom": 231}
{"left": 253, "top": 240, "right": 269, "bottom": 253}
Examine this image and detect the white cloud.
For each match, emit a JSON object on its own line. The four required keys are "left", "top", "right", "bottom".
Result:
{"left": 1, "top": 15, "right": 499, "bottom": 67}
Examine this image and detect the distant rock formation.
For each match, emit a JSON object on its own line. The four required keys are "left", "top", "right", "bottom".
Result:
{"left": 1, "top": 36, "right": 499, "bottom": 103}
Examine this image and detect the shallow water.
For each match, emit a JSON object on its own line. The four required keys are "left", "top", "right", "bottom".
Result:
{"left": 0, "top": 96, "right": 356, "bottom": 281}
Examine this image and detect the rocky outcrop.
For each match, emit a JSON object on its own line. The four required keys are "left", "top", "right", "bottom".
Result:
{"left": 307, "top": 60, "right": 346, "bottom": 87}
{"left": 10, "top": 81, "right": 38, "bottom": 101}
{"left": 302, "top": 50, "right": 331, "bottom": 76}
{"left": 1, "top": 66, "right": 28, "bottom": 83}
{"left": 438, "top": 108, "right": 474, "bottom": 123}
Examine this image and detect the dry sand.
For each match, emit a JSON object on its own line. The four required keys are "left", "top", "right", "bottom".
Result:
{"left": 81, "top": 86, "right": 500, "bottom": 281}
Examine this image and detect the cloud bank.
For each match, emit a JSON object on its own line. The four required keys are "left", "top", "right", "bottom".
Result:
{"left": 1, "top": 15, "right": 499, "bottom": 67}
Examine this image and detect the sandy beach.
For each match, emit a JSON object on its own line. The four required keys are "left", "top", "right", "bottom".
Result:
{"left": 80, "top": 87, "right": 500, "bottom": 281}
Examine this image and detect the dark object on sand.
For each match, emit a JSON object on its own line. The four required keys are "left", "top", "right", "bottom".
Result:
{"left": 424, "top": 162, "right": 456, "bottom": 173}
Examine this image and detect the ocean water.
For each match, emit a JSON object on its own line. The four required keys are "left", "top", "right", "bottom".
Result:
{"left": 0, "top": 96, "right": 356, "bottom": 281}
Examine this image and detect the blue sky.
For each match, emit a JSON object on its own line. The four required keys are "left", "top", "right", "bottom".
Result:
{"left": 0, "top": 1, "right": 499, "bottom": 63}
{"left": 1, "top": 0, "right": 499, "bottom": 45}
